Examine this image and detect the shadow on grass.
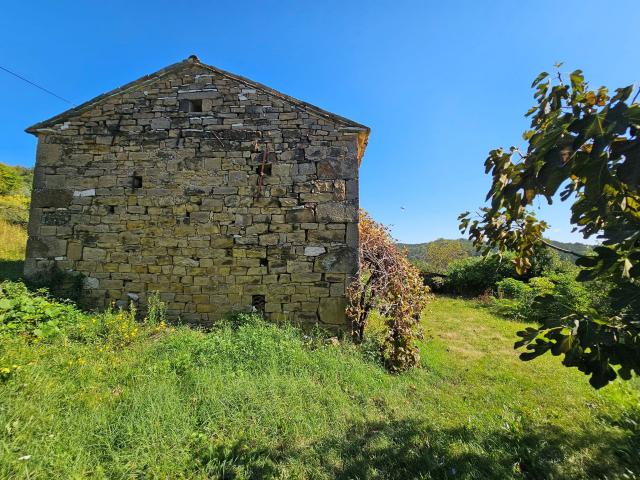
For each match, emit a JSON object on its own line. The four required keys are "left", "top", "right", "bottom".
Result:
{"left": 0, "top": 260, "right": 23, "bottom": 281}
{"left": 236, "top": 416, "right": 639, "bottom": 479}
{"left": 321, "top": 418, "right": 639, "bottom": 479}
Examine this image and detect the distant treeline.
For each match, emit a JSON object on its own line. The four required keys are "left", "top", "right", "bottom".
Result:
{"left": 398, "top": 238, "right": 593, "bottom": 275}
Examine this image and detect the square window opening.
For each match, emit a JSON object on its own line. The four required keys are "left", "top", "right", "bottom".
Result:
{"left": 132, "top": 175, "right": 143, "bottom": 189}
{"left": 251, "top": 295, "right": 266, "bottom": 314}
{"left": 256, "top": 163, "right": 272, "bottom": 176}
{"left": 179, "top": 99, "right": 203, "bottom": 113}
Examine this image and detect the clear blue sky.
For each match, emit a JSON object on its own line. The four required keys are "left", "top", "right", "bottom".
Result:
{"left": 1, "top": 1, "right": 638, "bottom": 243}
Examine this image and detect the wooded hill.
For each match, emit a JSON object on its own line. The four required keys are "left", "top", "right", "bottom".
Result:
{"left": 398, "top": 238, "right": 593, "bottom": 273}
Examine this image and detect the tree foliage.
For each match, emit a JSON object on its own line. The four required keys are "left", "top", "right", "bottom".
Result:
{"left": 0, "top": 163, "right": 32, "bottom": 196}
{"left": 347, "top": 211, "right": 428, "bottom": 372}
{"left": 0, "top": 163, "right": 32, "bottom": 226}
{"left": 417, "top": 239, "right": 470, "bottom": 275}
{"left": 460, "top": 67, "right": 640, "bottom": 387}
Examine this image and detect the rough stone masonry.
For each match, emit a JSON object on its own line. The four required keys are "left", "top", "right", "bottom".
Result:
{"left": 24, "top": 55, "right": 369, "bottom": 329}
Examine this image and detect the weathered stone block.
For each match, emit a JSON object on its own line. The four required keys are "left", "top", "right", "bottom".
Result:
{"left": 317, "top": 157, "right": 357, "bottom": 180}
{"left": 83, "top": 247, "right": 107, "bottom": 261}
{"left": 228, "top": 171, "right": 247, "bottom": 186}
{"left": 316, "top": 202, "right": 357, "bottom": 223}
{"left": 151, "top": 117, "right": 171, "bottom": 130}
{"left": 314, "top": 247, "right": 357, "bottom": 274}
{"left": 259, "top": 233, "right": 279, "bottom": 246}
{"left": 308, "top": 229, "right": 346, "bottom": 243}
{"left": 304, "top": 246, "right": 326, "bottom": 257}
{"left": 318, "top": 296, "right": 348, "bottom": 325}
{"left": 285, "top": 207, "right": 315, "bottom": 223}
{"left": 287, "top": 261, "right": 313, "bottom": 273}
{"left": 36, "top": 142, "right": 63, "bottom": 166}
{"left": 67, "top": 241, "right": 83, "bottom": 261}
{"left": 41, "top": 211, "right": 71, "bottom": 226}
{"left": 31, "top": 189, "right": 73, "bottom": 208}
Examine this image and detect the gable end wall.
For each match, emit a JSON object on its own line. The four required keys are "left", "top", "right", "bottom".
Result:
{"left": 24, "top": 64, "right": 362, "bottom": 328}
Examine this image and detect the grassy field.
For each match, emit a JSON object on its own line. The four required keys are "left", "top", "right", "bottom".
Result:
{"left": 0, "top": 292, "right": 638, "bottom": 479}
{"left": 0, "top": 220, "right": 26, "bottom": 282}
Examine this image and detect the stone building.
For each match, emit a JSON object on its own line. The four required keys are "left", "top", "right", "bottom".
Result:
{"left": 24, "top": 55, "right": 369, "bottom": 328}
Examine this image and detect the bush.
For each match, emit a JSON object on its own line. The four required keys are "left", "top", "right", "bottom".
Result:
{"left": 496, "top": 277, "right": 530, "bottom": 299}
{"left": 530, "top": 271, "right": 594, "bottom": 322}
{"left": 347, "top": 211, "right": 428, "bottom": 373}
{"left": 493, "top": 270, "right": 606, "bottom": 323}
{"left": 0, "top": 281, "right": 86, "bottom": 341}
{"left": 423, "top": 274, "right": 447, "bottom": 293}
{"left": 445, "top": 254, "right": 519, "bottom": 296}
{"left": 0, "top": 281, "right": 169, "bottom": 345}
{"left": 0, "top": 163, "right": 32, "bottom": 196}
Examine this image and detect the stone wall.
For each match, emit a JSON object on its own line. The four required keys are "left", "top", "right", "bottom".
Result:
{"left": 25, "top": 59, "right": 367, "bottom": 328}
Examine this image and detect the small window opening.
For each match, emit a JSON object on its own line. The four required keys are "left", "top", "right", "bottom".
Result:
{"left": 179, "top": 99, "right": 203, "bottom": 113}
{"left": 259, "top": 258, "right": 268, "bottom": 267}
{"left": 256, "top": 163, "right": 272, "bottom": 176}
{"left": 252, "top": 295, "right": 266, "bottom": 314}
{"left": 183, "top": 211, "right": 191, "bottom": 225}
{"left": 132, "top": 175, "right": 143, "bottom": 189}
{"left": 107, "top": 205, "right": 115, "bottom": 214}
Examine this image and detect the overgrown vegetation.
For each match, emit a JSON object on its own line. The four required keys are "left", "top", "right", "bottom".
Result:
{"left": 347, "top": 211, "right": 428, "bottom": 372}
{"left": 493, "top": 267, "right": 612, "bottom": 323}
{"left": 400, "top": 238, "right": 591, "bottom": 275}
{"left": 460, "top": 67, "right": 640, "bottom": 387}
{"left": 0, "top": 149, "right": 636, "bottom": 477}
{"left": 1, "top": 280, "right": 638, "bottom": 478}
{"left": 422, "top": 246, "right": 558, "bottom": 296}
{"left": 399, "top": 238, "right": 475, "bottom": 274}
{"left": 0, "top": 162, "right": 31, "bottom": 282}
{"left": 0, "top": 162, "right": 32, "bottom": 227}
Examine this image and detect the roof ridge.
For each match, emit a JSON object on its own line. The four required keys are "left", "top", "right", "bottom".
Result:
{"left": 25, "top": 56, "right": 370, "bottom": 135}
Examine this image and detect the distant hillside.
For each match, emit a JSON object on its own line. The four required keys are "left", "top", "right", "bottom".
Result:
{"left": 398, "top": 238, "right": 479, "bottom": 263}
{"left": 544, "top": 240, "right": 593, "bottom": 259}
{"left": 398, "top": 237, "right": 593, "bottom": 272}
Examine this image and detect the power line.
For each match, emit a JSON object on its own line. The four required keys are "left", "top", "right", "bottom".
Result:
{"left": 0, "top": 65, "right": 76, "bottom": 106}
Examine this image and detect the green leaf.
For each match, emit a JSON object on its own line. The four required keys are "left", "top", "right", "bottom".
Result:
{"left": 570, "top": 70, "right": 584, "bottom": 92}
{"left": 531, "top": 72, "right": 549, "bottom": 88}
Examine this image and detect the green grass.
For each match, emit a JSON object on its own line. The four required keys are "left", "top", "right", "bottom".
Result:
{"left": 0, "top": 297, "right": 638, "bottom": 479}
{"left": 0, "top": 220, "right": 26, "bottom": 282}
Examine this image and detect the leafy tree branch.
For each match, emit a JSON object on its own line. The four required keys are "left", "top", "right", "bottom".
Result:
{"left": 459, "top": 67, "right": 640, "bottom": 387}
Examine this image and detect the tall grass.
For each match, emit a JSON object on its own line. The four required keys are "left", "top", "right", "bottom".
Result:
{"left": 0, "top": 220, "right": 26, "bottom": 261}
{"left": 0, "top": 220, "right": 26, "bottom": 281}
{"left": 0, "top": 295, "right": 638, "bottom": 479}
